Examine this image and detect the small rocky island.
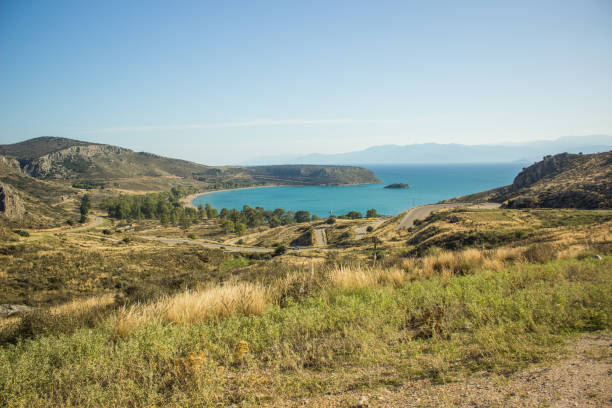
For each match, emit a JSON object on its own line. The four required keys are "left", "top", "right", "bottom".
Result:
{"left": 384, "top": 183, "right": 410, "bottom": 189}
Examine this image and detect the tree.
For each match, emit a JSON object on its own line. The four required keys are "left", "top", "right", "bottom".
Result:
{"left": 366, "top": 208, "right": 378, "bottom": 218}
{"left": 294, "top": 210, "right": 311, "bottom": 223}
{"left": 179, "top": 214, "right": 191, "bottom": 229}
{"left": 280, "top": 214, "right": 293, "bottom": 225}
{"left": 311, "top": 214, "right": 320, "bottom": 221}
{"left": 205, "top": 203, "right": 218, "bottom": 219}
{"left": 197, "top": 204, "right": 206, "bottom": 221}
{"left": 221, "top": 219, "right": 235, "bottom": 233}
{"left": 273, "top": 244, "right": 287, "bottom": 256}
{"left": 371, "top": 236, "right": 382, "bottom": 249}
{"left": 79, "top": 194, "right": 91, "bottom": 223}
{"left": 346, "top": 211, "right": 362, "bottom": 219}
{"left": 235, "top": 222, "right": 247, "bottom": 236}
{"left": 326, "top": 216, "right": 337, "bottom": 225}
{"left": 269, "top": 217, "right": 281, "bottom": 228}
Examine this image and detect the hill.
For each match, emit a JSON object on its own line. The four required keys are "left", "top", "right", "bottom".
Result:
{"left": 447, "top": 151, "right": 612, "bottom": 209}
{"left": 0, "top": 137, "right": 379, "bottom": 227}
{"left": 0, "top": 137, "right": 379, "bottom": 185}
{"left": 244, "top": 135, "right": 612, "bottom": 165}
{"left": 0, "top": 153, "right": 76, "bottom": 227}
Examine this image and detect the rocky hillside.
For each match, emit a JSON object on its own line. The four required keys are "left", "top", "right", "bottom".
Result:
{"left": 0, "top": 153, "right": 74, "bottom": 228}
{"left": 0, "top": 183, "right": 25, "bottom": 221}
{"left": 0, "top": 137, "right": 379, "bottom": 185}
{"left": 446, "top": 151, "right": 612, "bottom": 209}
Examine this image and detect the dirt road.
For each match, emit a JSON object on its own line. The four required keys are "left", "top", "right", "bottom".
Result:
{"left": 312, "top": 226, "right": 328, "bottom": 246}
{"left": 354, "top": 219, "right": 386, "bottom": 240}
{"left": 397, "top": 202, "right": 500, "bottom": 230}
{"left": 141, "top": 236, "right": 274, "bottom": 253}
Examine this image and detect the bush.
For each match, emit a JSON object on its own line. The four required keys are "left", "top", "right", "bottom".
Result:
{"left": 12, "top": 230, "right": 29, "bottom": 237}
{"left": 339, "top": 231, "right": 353, "bottom": 240}
{"left": 102, "top": 229, "right": 112, "bottom": 235}
{"left": 326, "top": 216, "right": 337, "bottom": 224}
{"left": 523, "top": 243, "right": 557, "bottom": 263}
{"left": 366, "top": 226, "right": 374, "bottom": 232}
{"left": 274, "top": 245, "right": 287, "bottom": 256}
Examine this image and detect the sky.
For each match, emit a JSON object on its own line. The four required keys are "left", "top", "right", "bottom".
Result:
{"left": 1, "top": 0, "right": 611, "bottom": 165}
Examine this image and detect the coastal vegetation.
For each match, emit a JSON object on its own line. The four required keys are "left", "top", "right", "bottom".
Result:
{"left": 1, "top": 139, "right": 611, "bottom": 406}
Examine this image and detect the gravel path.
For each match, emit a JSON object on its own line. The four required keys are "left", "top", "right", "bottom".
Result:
{"left": 313, "top": 226, "right": 328, "bottom": 246}
{"left": 267, "top": 333, "right": 612, "bottom": 407}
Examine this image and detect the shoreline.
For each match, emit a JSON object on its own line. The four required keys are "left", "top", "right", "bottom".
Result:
{"left": 181, "top": 181, "right": 380, "bottom": 208}
{"left": 181, "top": 185, "right": 283, "bottom": 208}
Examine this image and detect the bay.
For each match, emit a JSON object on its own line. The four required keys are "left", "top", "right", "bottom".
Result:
{"left": 192, "top": 163, "right": 525, "bottom": 217}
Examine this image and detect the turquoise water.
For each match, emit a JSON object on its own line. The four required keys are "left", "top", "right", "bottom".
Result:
{"left": 192, "top": 164, "right": 524, "bottom": 217}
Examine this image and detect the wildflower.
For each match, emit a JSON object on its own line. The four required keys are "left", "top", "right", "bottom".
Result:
{"left": 234, "top": 340, "right": 249, "bottom": 360}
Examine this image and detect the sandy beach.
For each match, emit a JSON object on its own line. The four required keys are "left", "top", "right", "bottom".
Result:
{"left": 181, "top": 185, "right": 282, "bottom": 208}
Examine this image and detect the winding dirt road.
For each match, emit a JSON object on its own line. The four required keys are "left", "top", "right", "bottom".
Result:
{"left": 397, "top": 202, "right": 500, "bottom": 230}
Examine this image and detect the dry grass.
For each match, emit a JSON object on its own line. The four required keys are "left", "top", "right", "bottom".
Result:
{"left": 115, "top": 282, "right": 268, "bottom": 336}
{"left": 0, "top": 294, "right": 115, "bottom": 331}
{"left": 49, "top": 293, "right": 115, "bottom": 317}
{"left": 492, "top": 247, "right": 525, "bottom": 263}
{"left": 329, "top": 266, "right": 405, "bottom": 290}
{"left": 405, "top": 247, "right": 516, "bottom": 279}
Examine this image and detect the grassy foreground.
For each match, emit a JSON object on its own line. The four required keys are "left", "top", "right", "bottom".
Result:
{"left": 1, "top": 256, "right": 610, "bottom": 407}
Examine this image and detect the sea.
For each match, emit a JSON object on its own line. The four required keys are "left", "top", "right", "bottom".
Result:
{"left": 192, "top": 163, "right": 525, "bottom": 217}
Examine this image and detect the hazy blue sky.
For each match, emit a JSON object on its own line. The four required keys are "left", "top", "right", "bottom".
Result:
{"left": 1, "top": 0, "right": 611, "bottom": 164}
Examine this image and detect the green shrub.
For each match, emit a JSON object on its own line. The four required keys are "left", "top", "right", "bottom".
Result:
{"left": 12, "top": 230, "right": 29, "bottom": 237}
{"left": 274, "top": 245, "right": 287, "bottom": 256}
{"left": 523, "top": 243, "right": 557, "bottom": 263}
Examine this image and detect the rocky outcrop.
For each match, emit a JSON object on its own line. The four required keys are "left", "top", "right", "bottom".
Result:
{"left": 511, "top": 153, "right": 574, "bottom": 190}
{"left": 0, "top": 183, "right": 25, "bottom": 220}
{"left": 501, "top": 152, "right": 611, "bottom": 209}
{"left": 447, "top": 151, "right": 611, "bottom": 210}
{"left": 0, "top": 154, "right": 21, "bottom": 173}
{"left": 21, "top": 144, "right": 130, "bottom": 179}
{"left": 0, "top": 304, "right": 34, "bottom": 317}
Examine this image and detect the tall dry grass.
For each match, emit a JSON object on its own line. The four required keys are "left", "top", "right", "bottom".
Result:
{"left": 329, "top": 266, "right": 405, "bottom": 290}
{"left": 403, "top": 247, "right": 526, "bottom": 279}
{"left": 49, "top": 294, "right": 116, "bottom": 317}
{"left": 0, "top": 294, "right": 117, "bottom": 342}
{"left": 115, "top": 282, "right": 268, "bottom": 337}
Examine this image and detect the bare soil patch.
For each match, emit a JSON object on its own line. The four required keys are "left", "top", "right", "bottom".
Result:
{"left": 269, "top": 333, "right": 612, "bottom": 407}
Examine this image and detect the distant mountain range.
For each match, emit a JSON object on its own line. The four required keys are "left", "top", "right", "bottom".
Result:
{"left": 244, "top": 135, "right": 612, "bottom": 165}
